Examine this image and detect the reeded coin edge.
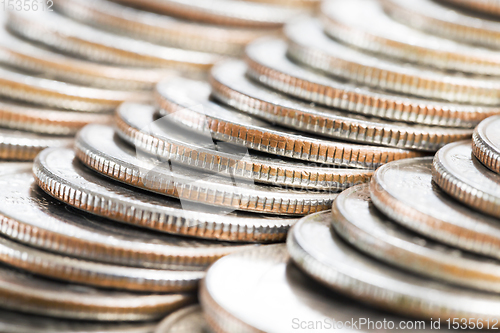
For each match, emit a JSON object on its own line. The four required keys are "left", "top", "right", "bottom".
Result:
{"left": 156, "top": 89, "right": 424, "bottom": 169}
{"left": 382, "top": 0, "right": 500, "bottom": 49}
{"left": 0, "top": 136, "right": 72, "bottom": 161}
{"left": 0, "top": 235, "right": 202, "bottom": 292}
{"left": 320, "top": 6, "right": 500, "bottom": 76}
{"left": 244, "top": 45, "right": 498, "bottom": 128}
{"left": 286, "top": 32, "right": 500, "bottom": 105}
{"left": 286, "top": 214, "right": 493, "bottom": 321}
{"left": 333, "top": 184, "right": 500, "bottom": 292}
{"left": 369, "top": 174, "right": 500, "bottom": 260}
{"left": 74, "top": 133, "right": 335, "bottom": 216}
{"left": 34, "top": 150, "right": 291, "bottom": 243}
{"left": 432, "top": 150, "right": 500, "bottom": 218}
{"left": 115, "top": 110, "right": 372, "bottom": 190}
{"left": 439, "top": 0, "right": 500, "bottom": 16}
{"left": 210, "top": 66, "right": 471, "bottom": 151}
{"left": 472, "top": 125, "right": 500, "bottom": 175}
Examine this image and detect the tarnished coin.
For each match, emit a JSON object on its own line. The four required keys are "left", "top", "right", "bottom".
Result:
{"left": 7, "top": 10, "right": 220, "bottom": 71}
{"left": 433, "top": 141, "right": 500, "bottom": 218}
{"left": 54, "top": 0, "right": 274, "bottom": 56}
{"left": 383, "top": 0, "right": 500, "bottom": 49}
{"left": 371, "top": 157, "right": 500, "bottom": 260}
{"left": 155, "top": 305, "right": 206, "bottom": 333}
{"left": 473, "top": 116, "right": 500, "bottom": 174}
{"left": 200, "top": 244, "right": 445, "bottom": 333}
{"left": 76, "top": 124, "right": 337, "bottom": 215}
{"left": 0, "top": 164, "right": 250, "bottom": 270}
{"left": 245, "top": 39, "right": 500, "bottom": 128}
{"left": 322, "top": 0, "right": 500, "bottom": 75}
{"left": 211, "top": 61, "right": 471, "bottom": 151}
{"left": 0, "top": 65, "right": 149, "bottom": 113}
{"left": 0, "top": 308, "right": 157, "bottom": 333}
{"left": 111, "top": 0, "right": 302, "bottom": 28}
{"left": 35, "top": 148, "right": 298, "bottom": 242}
{"left": 0, "top": 100, "right": 111, "bottom": 135}
{"left": 288, "top": 211, "right": 500, "bottom": 321}
{"left": 0, "top": 129, "right": 72, "bottom": 161}
{"left": 333, "top": 183, "right": 500, "bottom": 292}
{"left": 286, "top": 19, "right": 500, "bottom": 105}
{"left": 0, "top": 263, "right": 194, "bottom": 321}
{"left": 116, "top": 102, "right": 372, "bottom": 190}
{"left": 438, "top": 0, "right": 500, "bottom": 17}
{"left": 156, "top": 78, "right": 423, "bottom": 169}
{"left": 0, "top": 30, "right": 175, "bottom": 90}
{"left": 0, "top": 233, "right": 203, "bottom": 292}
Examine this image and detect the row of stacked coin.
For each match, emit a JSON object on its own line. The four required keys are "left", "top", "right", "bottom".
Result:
{"left": 196, "top": 116, "right": 500, "bottom": 331}
{"left": 0, "top": 0, "right": 320, "bottom": 331}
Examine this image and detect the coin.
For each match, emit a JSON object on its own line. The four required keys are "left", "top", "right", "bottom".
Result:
{"left": 0, "top": 65, "right": 149, "bottom": 113}
{"left": 0, "top": 30, "right": 176, "bottom": 90}
{"left": 54, "top": 0, "right": 275, "bottom": 56}
{"left": 0, "top": 308, "right": 157, "bottom": 333}
{"left": 116, "top": 102, "right": 372, "bottom": 190}
{"left": 7, "top": 10, "right": 220, "bottom": 71}
{"left": 0, "top": 100, "right": 112, "bottom": 135}
{"left": 200, "top": 244, "right": 449, "bottom": 332}
{"left": 0, "top": 262, "right": 194, "bottom": 321}
{"left": 35, "top": 148, "right": 298, "bottom": 242}
{"left": 370, "top": 157, "right": 500, "bottom": 260}
{"left": 321, "top": 0, "right": 500, "bottom": 75}
{"left": 383, "top": 0, "right": 500, "bottom": 49}
{"left": 438, "top": 0, "right": 500, "bottom": 17}
{"left": 156, "top": 78, "right": 424, "bottom": 169}
{"left": 473, "top": 115, "right": 500, "bottom": 174}
{"left": 111, "top": 0, "right": 302, "bottom": 28}
{"left": 76, "top": 124, "right": 338, "bottom": 215}
{"left": 333, "top": 183, "right": 500, "bottom": 292}
{"left": 0, "top": 129, "right": 72, "bottom": 161}
{"left": 433, "top": 140, "right": 500, "bottom": 218}
{"left": 286, "top": 19, "right": 500, "bottom": 105}
{"left": 0, "top": 232, "right": 203, "bottom": 292}
{"left": 0, "top": 164, "right": 250, "bottom": 269}
{"left": 288, "top": 211, "right": 500, "bottom": 321}
{"left": 155, "top": 305, "right": 206, "bottom": 333}
{"left": 244, "top": 0, "right": 319, "bottom": 7}
{"left": 245, "top": 39, "right": 500, "bottom": 128}
{"left": 211, "top": 61, "right": 471, "bottom": 151}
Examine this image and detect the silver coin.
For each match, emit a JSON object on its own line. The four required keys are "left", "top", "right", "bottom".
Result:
{"left": 370, "top": 157, "right": 500, "bottom": 260}
{"left": 333, "top": 183, "right": 500, "bottom": 293}
{"left": 285, "top": 19, "right": 500, "bottom": 105}
{"left": 383, "top": 0, "right": 500, "bottom": 49}
{"left": 0, "top": 262, "right": 194, "bottom": 321}
{"left": 0, "top": 100, "right": 112, "bottom": 135}
{"left": 438, "top": 0, "right": 500, "bottom": 17}
{"left": 116, "top": 102, "right": 372, "bottom": 190}
{"left": 34, "top": 148, "right": 298, "bottom": 243}
{"left": 112, "top": 0, "right": 302, "bottom": 28}
{"left": 245, "top": 39, "right": 500, "bottom": 128}
{"left": 7, "top": 10, "right": 220, "bottom": 71}
{"left": 211, "top": 60, "right": 471, "bottom": 151}
{"left": 0, "top": 29, "right": 176, "bottom": 90}
{"left": 0, "top": 128, "right": 73, "bottom": 161}
{"left": 156, "top": 78, "right": 424, "bottom": 169}
{"left": 288, "top": 211, "right": 500, "bottom": 321}
{"left": 473, "top": 115, "right": 500, "bottom": 174}
{"left": 201, "top": 244, "right": 449, "bottom": 332}
{"left": 0, "top": 164, "right": 249, "bottom": 270}
{"left": 76, "top": 124, "right": 337, "bottom": 215}
{"left": 433, "top": 141, "right": 500, "bottom": 218}
{"left": 155, "top": 305, "right": 207, "bottom": 333}
{"left": 0, "top": 231, "right": 204, "bottom": 292}
{"left": 55, "top": 0, "right": 274, "bottom": 56}
{"left": 0, "top": 308, "right": 157, "bottom": 333}
{"left": 0, "top": 64, "right": 149, "bottom": 113}
{"left": 321, "top": 0, "right": 500, "bottom": 76}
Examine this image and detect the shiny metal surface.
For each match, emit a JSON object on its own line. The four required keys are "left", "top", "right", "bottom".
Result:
{"left": 473, "top": 115, "right": 500, "bottom": 174}
{"left": 155, "top": 305, "right": 206, "bottom": 333}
